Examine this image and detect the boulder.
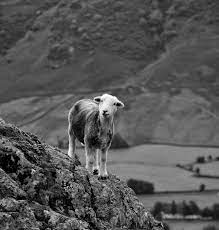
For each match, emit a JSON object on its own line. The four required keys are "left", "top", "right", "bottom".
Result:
{"left": 0, "top": 119, "right": 162, "bottom": 230}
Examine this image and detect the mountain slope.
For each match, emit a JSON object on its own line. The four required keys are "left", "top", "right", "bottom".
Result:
{"left": 0, "top": 0, "right": 219, "bottom": 146}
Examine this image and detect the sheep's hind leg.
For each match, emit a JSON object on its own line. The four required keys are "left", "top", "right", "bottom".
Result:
{"left": 93, "top": 150, "right": 99, "bottom": 175}
{"left": 99, "top": 148, "right": 109, "bottom": 180}
{"left": 85, "top": 146, "right": 95, "bottom": 173}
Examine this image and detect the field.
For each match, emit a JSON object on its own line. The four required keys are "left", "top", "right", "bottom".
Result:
{"left": 71, "top": 144, "right": 219, "bottom": 229}
{"left": 194, "top": 162, "right": 219, "bottom": 177}
{"left": 75, "top": 144, "right": 219, "bottom": 192}
{"left": 167, "top": 220, "right": 219, "bottom": 230}
{"left": 138, "top": 193, "right": 219, "bottom": 211}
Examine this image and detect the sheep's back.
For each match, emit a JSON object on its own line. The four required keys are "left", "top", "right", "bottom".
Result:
{"left": 69, "top": 99, "right": 99, "bottom": 143}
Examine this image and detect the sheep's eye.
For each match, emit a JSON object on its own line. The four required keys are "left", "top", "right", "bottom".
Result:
{"left": 113, "top": 103, "right": 117, "bottom": 106}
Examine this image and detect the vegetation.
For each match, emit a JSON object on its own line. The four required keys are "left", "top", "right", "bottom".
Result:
{"left": 151, "top": 200, "right": 219, "bottom": 220}
{"left": 208, "top": 155, "right": 213, "bottom": 161}
{"left": 177, "top": 154, "right": 219, "bottom": 179}
{"left": 170, "top": 200, "right": 177, "bottom": 215}
{"left": 212, "top": 204, "right": 219, "bottom": 220}
{"left": 203, "top": 225, "right": 219, "bottom": 230}
{"left": 199, "top": 184, "right": 206, "bottom": 192}
{"left": 195, "top": 167, "right": 200, "bottom": 175}
{"left": 196, "top": 156, "right": 206, "bottom": 163}
{"left": 162, "top": 222, "right": 170, "bottom": 230}
{"left": 202, "top": 207, "right": 213, "bottom": 218}
{"left": 1, "top": 0, "right": 219, "bottom": 148}
{"left": 127, "top": 178, "right": 154, "bottom": 195}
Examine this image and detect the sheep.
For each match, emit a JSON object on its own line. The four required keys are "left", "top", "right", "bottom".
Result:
{"left": 68, "top": 93, "right": 124, "bottom": 179}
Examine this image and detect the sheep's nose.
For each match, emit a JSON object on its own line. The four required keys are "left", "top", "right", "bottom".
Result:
{"left": 102, "top": 110, "right": 108, "bottom": 115}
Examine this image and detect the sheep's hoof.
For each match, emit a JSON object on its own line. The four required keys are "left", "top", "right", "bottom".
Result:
{"left": 93, "top": 169, "right": 99, "bottom": 175}
{"left": 98, "top": 175, "right": 109, "bottom": 180}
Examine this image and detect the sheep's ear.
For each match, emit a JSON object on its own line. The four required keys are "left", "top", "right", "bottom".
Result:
{"left": 93, "top": 96, "right": 101, "bottom": 103}
{"left": 116, "top": 100, "right": 124, "bottom": 108}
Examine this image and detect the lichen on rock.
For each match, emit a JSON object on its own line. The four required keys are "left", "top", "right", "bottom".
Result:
{"left": 0, "top": 119, "right": 162, "bottom": 230}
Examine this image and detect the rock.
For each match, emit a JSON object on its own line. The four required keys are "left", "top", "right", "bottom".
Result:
{"left": 77, "top": 27, "right": 85, "bottom": 33}
{"left": 81, "top": 32, "right": 90, "bottom": 41}
{"left": 196, "top": 65, "right": 215, "bottom": 77}
{"left": 151, "top": 0, "right": 159, "bottom": 9}
{"left": 93, "top": 32, "right": 102, "bottom": 39}
{"left": 149, "top": 9, "right": 163, "bottom": 24}
{"left": 0, "top": 30, "right": 6, "bottom": 37}
{"left": 0, "top": 119, "right": 162, "bottom": 230}
{"left": 48, "top": 43, "right": 74, "bottom": 61}
{"left": 0, "top": 119, "right": 5, "bottom": 124}
{"left": 24, "top": 31, "right": 35, "bottom": 42}
{"left": 139, "top": 17, "right": 147, "bottom": 27}
{"left": 36, "top": 10, "right": 42, "bottom": 16}
{"left": 5, "top": 56, "right": 13, "bottom": 64}
{"left": 32, "top": 21, "right": 45, "bottom": 32}
{"left": 117, "top": 35, "right": 125, "bottom": 41}
{"left": 161, "top": 30, "right": 178, "bottom": 41}
{"left": 93, "top": 14, "right": 103, "bottom": 21}
{"left": 138, "top": 9, "right": 146, "bottom": 17}
{"left": 113, "top": 1, "right": 124, "bottom": 11}
{"left": 0, "top": 198, "right": 39, "bottom": 230}
{"left": 70, "top": 0, "right": 82, "bottom": 10}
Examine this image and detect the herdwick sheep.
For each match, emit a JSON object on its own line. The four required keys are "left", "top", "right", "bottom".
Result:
{"left": 68, "top": 94, "right": 124, "bottom": 179}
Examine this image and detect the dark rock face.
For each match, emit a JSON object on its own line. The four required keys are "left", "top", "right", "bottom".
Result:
{"left": 0, "top": 119, "right": 161, "bottom": 230}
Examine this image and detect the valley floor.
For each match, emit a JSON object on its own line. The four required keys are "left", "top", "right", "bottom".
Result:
{"left": 74, "top": 144, "right": 219, "bottom": 192}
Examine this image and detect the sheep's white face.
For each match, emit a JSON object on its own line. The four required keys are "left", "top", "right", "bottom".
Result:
{"left": 93, "top": 94, "right": 124, "bottom": 120}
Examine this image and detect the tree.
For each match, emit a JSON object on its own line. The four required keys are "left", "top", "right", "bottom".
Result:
{"left": 171, "top": 200, "right": 177, "bottom": 215}
{"left": 196, "top": 156, "right": 205, "bottom": 163}
{"left": 212, "top": 204, "right": 219, "bottom": 220}
{"left": 199, "top": 183, "right": 206, "bottom": 192}
{"left": 195, "top": 167, "right": 200, "bottom": 175}
{"left": 202, "top": 207, "right": 213, "bottom": 218}
{"left": 127, "top": 179, "right": 154, "bottom": 194}
{"left": 203, "top": 225, "right": 218, "bottom": 230}
{"left": 152, "top": 202, "right": 163, "bottom": 218}
{"left": 182, "top": 201, "right": 191, "bottom": 216}
{"left": 208, "top": 155, "right": 213, "bottom": 161}
{"left": 189, "top": 201, "right": 200, "bottom": 215}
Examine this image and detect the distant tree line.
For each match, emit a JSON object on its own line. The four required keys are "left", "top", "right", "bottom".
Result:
{"left": 126, "top": 178, "right": 207, "bottom": 194}
{"left": 195, "top": 154, "right": 219, "bottom": 164}
{"left": 203, "top": 225, "right": 219, "bottom": 230}
{"left": 152, "top": 200, "right": 219, "bottom": 220}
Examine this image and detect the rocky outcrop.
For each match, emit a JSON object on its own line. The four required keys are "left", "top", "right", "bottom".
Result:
{"left": 0, "top": 119, "right": 162, "bottom": 230}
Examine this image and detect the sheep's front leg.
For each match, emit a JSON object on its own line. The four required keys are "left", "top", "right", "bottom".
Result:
{"left": 93, "top": 150, "right": 99, "bottom": 175}
{"left": 68, "top": 123, "right": 76, "bottom": 161}
{"left": 99, "top": 148, "right": 109, "bottom": 179}
{"left": 85, "top": 146, "right": 96, "bottom": 173}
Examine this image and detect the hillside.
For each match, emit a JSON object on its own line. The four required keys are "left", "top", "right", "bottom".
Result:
{"left": 0, "top": 0, "right": 219, "bottom": 146}
{"left": 0, "top": 118, "right": 163, "bottom": 230}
